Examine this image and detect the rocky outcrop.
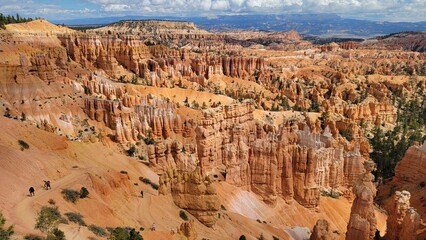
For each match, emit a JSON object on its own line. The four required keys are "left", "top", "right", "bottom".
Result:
{"left": 346, "top": 160, "right": 377, "bottom": 240}
{"left": 379, "top": 141, "right": 426, "bottom": 240}
{"left": 159, "top": 168, "right": 220, "bottom": 227}
{"left": 393, "top": 141, "right": 426, "bottom": 185}
{"left": 147, "top": 140, "right": 198, "bottom": 173}
{"left": 196, "top": 102, "right": 367, "bottom": 207}
{"left": 310, "top": 219, "right": 339, "bottom": 240}
{"left": 83, "top": 88, "right": 190, "bottom": 143}
{"left": 178, "top": 220, "right": 198, "bottom": 240}
{"left": 385, "top": 191, "right": 421, "bottom": 240}
{"left": 325, "top": 101, "right": 396, "bottom": 126}
{"left": 59, "top": 34, "right": 267, "bottom": 85}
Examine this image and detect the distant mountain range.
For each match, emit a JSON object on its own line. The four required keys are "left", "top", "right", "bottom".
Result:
{"left": 53, "top": 13, "right": 426, "bottom": 38}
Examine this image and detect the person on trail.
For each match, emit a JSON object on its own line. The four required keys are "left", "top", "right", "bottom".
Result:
{"left": 150, "top": 223, "right": 156, "bottom": 231}
{"left": 140, "top": 190, "right": 144, "bottom": 198}
{"left": 29, "top": 187, "right": 35, "bottom": 196}
{"left": 43, "top": 180, "right": 51, "bottom": 190}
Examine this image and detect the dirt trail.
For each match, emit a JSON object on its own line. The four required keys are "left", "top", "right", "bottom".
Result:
{"left": 11, "top": 169, "right": 87, "bottom": 234}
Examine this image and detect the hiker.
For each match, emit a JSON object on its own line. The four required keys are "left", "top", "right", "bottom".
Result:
{"left": 44, "top": 180, "right": 51, "bottom": 190}
{"left": 29, "top": 187, "right": 35, "bottom": 196}
{"left": 150, "top": 223, "right": 156, "bottom": 231}
{"left": 140, "top": 190, "right": 144, "bottom": 198}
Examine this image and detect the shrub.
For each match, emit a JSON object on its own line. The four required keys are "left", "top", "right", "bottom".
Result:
{"left": 120, "top": 170, "right": 128, "bottom": 174}
{"left": 139, "top": 177, "right": 158, "bottom": 190}
{"left": 273, "top": 236, "right": 280, "bottom": 240}
{"left": 18, "top": 140, "right": 30, "bottom": 151}
{"left": 64, "top": 212, "right": 86, "bottom": 226}
{"left": 420, "top": 181, "right": 425, "bottom": 188}
{"left": 47, "top": 228, "right": 65, "bottom": 240}
{"left": 35, "top": 206, "right": 62, "bottom": 233}
{"left": 61, "top": 189, "right": 80, "bottom": 203}
{"left": 143, "top": 137, "right": 155, "bottom": 145}
{"left": 239, "top": 235, "right": 247, "bottom": 240}
{"left": 150, "top": 183, "right": 159, "bottom": 190}
{"left": 108, "top": 227, "right": 143, "bottom": 240}
{"left": 179, "top": 210, "right": 189, "bottom": 221}
{"left": 79, "top": 187, "right": 89, "bottom": 199}
{"left": 48, "top": 199, "right": 56, "bottom": 205}
{"left": 88, "top": 224, "right": 107, "bottom": 237}
{"left": 24, "top": 235, "right": 44, "bottom": 240}
{"left": 139, "top": 177, "right": 151, "bottom": 184}
{"left": 0, "top": 212, "right": 14, "bottom": 240}
{"left": 127, "top": 145, "right": 137, "bottom": 157}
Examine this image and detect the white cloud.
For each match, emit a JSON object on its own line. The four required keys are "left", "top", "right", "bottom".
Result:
{"left": 103, "top": 4, "right": 130, "bottom": 11}
{"left": 0, "top": 0, "right": 425, "bottom": 21}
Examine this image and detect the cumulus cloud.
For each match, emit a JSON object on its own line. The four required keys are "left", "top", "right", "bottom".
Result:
{"left": 0, "top": 0, "right": 425, "bottom": 21}
{"left": 103, "top": 4, "right": 130, "bottom": 11}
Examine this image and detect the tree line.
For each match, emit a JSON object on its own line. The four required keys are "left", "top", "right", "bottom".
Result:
{"left": 0, "top": 13, "right": 38, "bottom": 29}
{"left": 370, "top": 95, "right": 426, "bottom": 180}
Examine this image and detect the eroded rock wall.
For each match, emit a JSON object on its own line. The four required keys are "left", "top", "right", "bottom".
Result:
{"left": 159, "top": 168, "right": 220, "bottom": 227}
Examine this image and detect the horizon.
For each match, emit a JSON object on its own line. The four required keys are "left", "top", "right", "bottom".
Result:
{"left": 0, "top": 0, "right": 426, "bottom": 23}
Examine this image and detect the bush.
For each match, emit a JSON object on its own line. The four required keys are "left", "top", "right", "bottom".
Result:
{"left": 18, "top": 140, "right": 30, "bottom": 151}
{"left": 64, "top": 212, "right": 86, "bottom": 226}
{"left": 120, "top": 170, "right": 128, "bottom": 174}
{"left": 420, "top": 182, "right": 426, "bottom": 188}
{"left": 239, "top": 235, "right": 247, "bottom": 240}
{"left": 61, "top": 189, "right": 80, "bottom": 203}
{"left": 150, "top": 183, "right": 159, "bottom": 190}
{"left": 127, "top": 145, "right": 137, "bottom": 157}
{"left": 139, "top": 177, "right": 158, "bottom": 190}
{"left": 320, "top": 190, "right": 341, "bottom": 199}
{"left": 35, "top": 206, "right": 62, "bottom": 233}
{"left": 108, "top": 227, "right": 143, "bottom": 240}
{"left": 273, "top": 236, "right": 280, "bottom": 240}
{"left": 179, "top": 210, "right": 189, "bottom": 221}
{"left": 143, "top": 137, "right": 155, "bottom": 145}
{"left": 139, "top": 177, "right": 151, "bottom": 184}
{"left": 0, "top": 212, "right": 14, "bottom": 240}
{"left": 79, "top": 187, "right": 89, "bottom": 199}
{"left": 48, "top": 199, "right": 56, "bottom": 205}
{"left": 24, "top": 235, "right": 44, "bottom": 240}
{"left": 88, "top": 224, "right": 107, "bottom": 237}
{"left": 47, "top": 228, "right": 65, "bottom": 240}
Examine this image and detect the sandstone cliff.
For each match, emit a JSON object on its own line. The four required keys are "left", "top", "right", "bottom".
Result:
{"left": 346, "top": 160, "right": 377, "bottom": 240}
{"left": 159, "top": 168, "right": 220, "bottom": 227}
{"left": 196, "top": 102, "right": 367, "bottom": 207}
{"left": 310, "top": 219, "right": 339, "bottom": 240}
{"left": 385, "top": 191, "right": 421, "bottom": 240}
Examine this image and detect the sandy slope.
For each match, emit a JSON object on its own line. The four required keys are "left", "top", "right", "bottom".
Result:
{"left": 0, "top": 117, "right": 296, "bottom": 239}
{"left": 0, "top": 111, "right": 388, "bottom": 240}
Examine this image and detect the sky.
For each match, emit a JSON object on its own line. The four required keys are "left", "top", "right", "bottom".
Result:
{"left": 0, "top": 0, "right": 425, "bottom": 22}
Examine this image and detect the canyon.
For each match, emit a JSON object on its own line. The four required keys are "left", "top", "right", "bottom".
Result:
{"left": 0, "top": 18, "right": 425, "bottom": 240}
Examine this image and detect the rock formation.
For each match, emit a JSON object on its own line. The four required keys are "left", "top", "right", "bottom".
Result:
{"left": 178, "top": 220, "right": 198, "bottom": 240}
{"left": 196, "top": 102, "right": 367, "bottom": 207}
{"left": 385, "top": 191, "right": 421, "bottom": 240}
{"left": 310, "top": 219, "right": 339, "bottom": 240}
{"left": 346, "top": 160, "right": 377, "bottom": 240}
{"left": 159, "top": 168, "right": 220, "bottom": 227}
{"left": 379, "top": 141, "right": 426, "bottom": 240}
{"left": 393, "top": 141, "right": 426, "bottom": 186}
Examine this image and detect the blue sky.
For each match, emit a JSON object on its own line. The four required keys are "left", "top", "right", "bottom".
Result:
{"left": 0, "top": 0, "right": 425, "bottom": 22}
